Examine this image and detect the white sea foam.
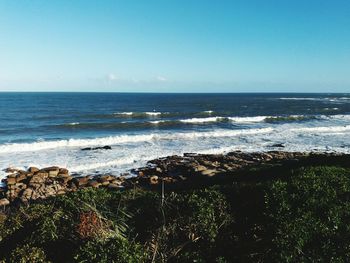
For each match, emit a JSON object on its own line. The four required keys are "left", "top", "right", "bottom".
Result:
{"left": 228, "top": 116, "right": 268, "bottom": 123}
{"left": 180, "top": 117, "right": 223, "bottom": 123}
{"left": 180, "top": 116, "right": 269, "bottom": 124}
{"left": 179, "top": 115, "right": 314, "bottom": 124}
{"left": 203, "top": 110, "right": 213, "bottom": 114}
{"left": 290, "top": 125, "right": 350, "bottom": 133}
{"left": 0, "top": 128, "right": 274, "bottom": 154}
{"left": 145, "top": 112, "right": 162, "bottom": 116}
{"left": 0, "top": 134, "right": 156, "bottom": 154}
{"left": 327, "top": 114, "right": 350, "bottom": 121}
{"left": 114, "top": 112, "right": 133, "bottom": 115}
{"left": 67, "top": 122, "right": 80, "bottom": 126}
{"left": 70, "top": 157, "right": 137, "bottom": 172}
{"left": 279, "top": 97, "right": 320, "bottom": 101}
{"left": 149, "top": 120, "right": 166, "bottom": 124}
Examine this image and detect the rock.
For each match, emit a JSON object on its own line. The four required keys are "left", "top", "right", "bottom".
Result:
{"left": 21, "top": 188, "right": 33, "bottom": 200}
{"left": 200, "top": 169, "right": 219, "bottom": 177}
{"left": 110, "top": 179, "right": 122, "bottom": 186}
{"left": 48, "top": 170, "right": 59, "bottom": 177}
{"left": 73, "top": 177, "right": 89, "bottom": 187}
{"left": 59, "top": 168, "right": 69, "bottom": 174}
{"left": 57, "top": 173, "right": 70, "bottom": 178}
{"left": 6, "top": 177, "right": 16, "bottom": 185}
{"left": 28, "top": 167, "right": 39, "bottom": 173}
{"left": 4, "top": 167, "right": 18, "bottom": 173}
{"left": 149, "top": 175, "right": 159, "bottom": 185}
{"left": 270, "top": 143, "right": 285, "bottom": 148}
{"left": 88, "top": 180, "right": 101, "bottom": 188}
{"left": 0, "top": 198, "right": 10, "bottom": 206}
{"left": 101, "top": 181, "right": 110, "bottom": 186}
{"left": 194, "top": 165, "right": 207, "bottom": 172}
{"left": 16, "top": 173, "right": 27, "bottom": 183}
{"left": 29, "top": 175, "right": 45, "bottom": 185}
{"left": 57, "top": 190, "right": 66, "bottom": 195}
{"left": 36, "top": 172, "right": 49, "bottom": 178}
{"left": 98, "top": 175, "right": 114, "bottom": 182}
{"left": 108, "top": 183, "right": 121, "bottom": 189}
{"left": 81, "top": 145, "right": 112, "bottom": 151}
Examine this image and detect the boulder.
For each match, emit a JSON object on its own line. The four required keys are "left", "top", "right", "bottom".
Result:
{"left": 200, "top": 169, "right": 219, "bottom": 177}
{"left": 21, "top": 188, "right": 34, "bottom": 200}
{"left": 28, "top": 167, "right": 40, "bottom": 173}
{"left": 16, "top": 173, "right": 27, "bottom": 183}
{"left": 59, "top": 168, "right": 69, "bottom": 174}
{"left": 194, "top": 165, "right": 207, "bottom": 172}
{"left": 29, "top": 175, "right": 45, "bottom": 185}
{"left": 0, "top": 198, "right": 10, "bottom": 206}
{"left": 7, "top": 173, "right": 17, "bottom": 178}
{"left": 149, "top": 175, "right": 159, "bottom": 185}
{"left": 6, "top": 177, "right": 16, "bottom": 185}
{"left": 48, "top": 170, "right": 59, "bottom": 177}
{"left": 73, "top": 177, "right": 89, "bottom": 187}
{"left": 4, "top": 167, "right": 18, "bottom": 173}
{"left": 88, "top": 180, "right": 101, "bottom": 188}
{"left": 36, "top": 172, "right": 49, "bottom": 178}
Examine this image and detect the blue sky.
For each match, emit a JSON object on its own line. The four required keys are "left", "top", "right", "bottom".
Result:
{"left": 0, "top": 0, "right": 349, "bottom": 92}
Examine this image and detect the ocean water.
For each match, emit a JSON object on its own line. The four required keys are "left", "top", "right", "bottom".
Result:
{"left": 0, "top": 92, "right": 350, "bottom": 180}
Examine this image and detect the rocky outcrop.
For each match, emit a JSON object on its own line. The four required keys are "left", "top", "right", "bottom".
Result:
{"left": 0, "top": 166, "right": 124, "bottom": 205}
{"left": 1, "top": 151, "right": 349, "bottom": 206}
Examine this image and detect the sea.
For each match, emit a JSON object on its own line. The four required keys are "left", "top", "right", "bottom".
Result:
{"left": 0, "top": 92, "right": 350, "bottom": 181}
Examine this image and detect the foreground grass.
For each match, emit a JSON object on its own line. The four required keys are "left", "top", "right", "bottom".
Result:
{"left": 0, "top": 165, "right": 350, "bottom": 262}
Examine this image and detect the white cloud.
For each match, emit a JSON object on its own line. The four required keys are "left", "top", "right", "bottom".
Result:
{"left": 156, "top": 76, "right": 167, "bottom": 82}
{"left": 107, "top": 73, "right": 118, "bottom": 81}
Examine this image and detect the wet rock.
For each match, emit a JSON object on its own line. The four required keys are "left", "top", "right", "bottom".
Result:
{"left": 81, "top": 145, "right": 112, "bottom": 151}
{"left": 270, "top": 143, "right": 285, "bottom": 148}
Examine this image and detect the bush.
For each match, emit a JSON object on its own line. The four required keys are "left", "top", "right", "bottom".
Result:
{"left": 9, "top": 244, "right": 50, "bottom": 263}
{"left": 74, "top": 237, "right": 147, "bottom": 263}
{"left": 265, "top": 166, "right": 350, "bottom": 262}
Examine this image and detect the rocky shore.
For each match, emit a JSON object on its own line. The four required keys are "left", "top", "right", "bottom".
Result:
{"left": 1, "top": 151, "right": 349, "bottom": 206}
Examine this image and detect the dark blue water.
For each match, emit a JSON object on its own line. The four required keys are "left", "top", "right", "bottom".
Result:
{"left": 0, "top": 92, "right": 350, "bottom": 179}
{"left": 1, "top": 92, "right": 349, "bottom": 144}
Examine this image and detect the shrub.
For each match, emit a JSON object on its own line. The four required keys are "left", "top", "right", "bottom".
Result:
{"left": 265, "top": 166, "right": 350, "bottom": 262}
{"left": 74, "top": 237, "right": 147, "bottom": 263}
{"left": 9, "top": 244, "right": 50, "bottom": 263}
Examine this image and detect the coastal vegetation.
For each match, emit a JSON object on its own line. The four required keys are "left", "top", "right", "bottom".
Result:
{"left": 1, "top": 157, "right": 350, "bottom": 262}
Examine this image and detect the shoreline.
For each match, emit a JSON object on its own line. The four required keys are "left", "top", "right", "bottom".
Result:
{"left": 1, "top": 150, "right": 350, "bottom": 206}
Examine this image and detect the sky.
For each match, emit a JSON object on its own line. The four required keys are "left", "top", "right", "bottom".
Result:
{"left": 0, "top": 0, "right": 349, "bottom": 92}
